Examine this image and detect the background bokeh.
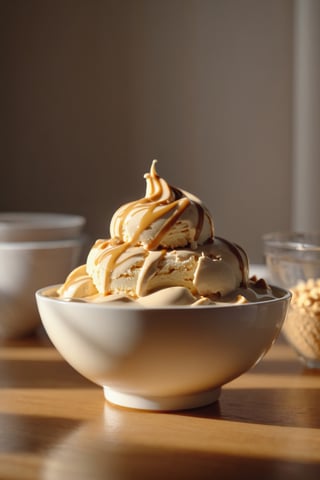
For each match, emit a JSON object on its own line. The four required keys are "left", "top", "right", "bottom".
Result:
{"left": 0, "top": 0, "right": 294, "bottom": 262}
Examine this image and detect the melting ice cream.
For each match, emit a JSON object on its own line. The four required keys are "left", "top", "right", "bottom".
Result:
{"left": 57, "top": 161, "right": 274, "bottom": 306}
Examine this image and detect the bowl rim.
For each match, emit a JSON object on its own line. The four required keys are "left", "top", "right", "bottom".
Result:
{"left": 35, "top": 284, "right": 292, "bottom": 311}
{"left": 263, "top": 231, "right": 320, "bottom": 252}
{"left": 0, "top": 236, "right": 86, "bottom": 249}
{"left": 0, "top": 212, "right": 86, "bottom": 230}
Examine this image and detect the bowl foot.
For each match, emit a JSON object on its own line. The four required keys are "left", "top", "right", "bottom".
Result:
{"left": 103, "top": 386, "right": 221, "bottom": 411}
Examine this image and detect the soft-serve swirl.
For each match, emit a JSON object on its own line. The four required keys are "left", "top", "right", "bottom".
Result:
{"left": 110, "top": 160, "right": 214, "bottom": 249}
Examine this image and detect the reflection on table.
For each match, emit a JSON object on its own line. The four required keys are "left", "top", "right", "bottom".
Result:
{"left": 0, "top": 329, "right": 319, "bottom": 480}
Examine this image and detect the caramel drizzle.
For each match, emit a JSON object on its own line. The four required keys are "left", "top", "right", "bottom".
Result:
{"left": 147, "top": 197, "right": 190, "bottom": 250}
{"left": 195, "top": 202, "right": 205, "bottom": 241}
{"left": 215, "top": 236, "right": 248, "bottom": 287}
{"left": 93, "top": 161, "right": 207, "bottom": 293}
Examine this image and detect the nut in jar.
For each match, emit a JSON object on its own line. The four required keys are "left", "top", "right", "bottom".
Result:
{"left": 283, "top": 279, "right": 320, "bottom": 368}
{"left": 263, "top": 232, "right": 320, "bottom": 368}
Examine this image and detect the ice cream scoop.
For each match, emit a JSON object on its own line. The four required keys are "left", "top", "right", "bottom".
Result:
{"left": 57, "top": 161, "right": 275, "bottom": 306}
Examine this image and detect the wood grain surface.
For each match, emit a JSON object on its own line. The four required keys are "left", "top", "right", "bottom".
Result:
{"left": 0, "top": 329, "right": 319, "bottom": 480}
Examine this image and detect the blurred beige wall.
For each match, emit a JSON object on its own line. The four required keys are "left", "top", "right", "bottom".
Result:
{"left": 0, "top": 0, "right": 293, "bottom": 263}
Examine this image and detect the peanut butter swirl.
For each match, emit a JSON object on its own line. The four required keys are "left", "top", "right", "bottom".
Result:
{"left": 57, "top": 161, "right": 257, "bottom": 303}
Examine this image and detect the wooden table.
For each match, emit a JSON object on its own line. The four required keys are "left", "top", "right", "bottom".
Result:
{"left": 0, "top": 328, "right": 319, "bottom": 480}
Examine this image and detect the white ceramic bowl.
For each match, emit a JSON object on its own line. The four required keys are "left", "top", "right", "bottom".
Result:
{"left": 36, "top": 286, "right": 291, "bottom": 411}
{"left": 0, "top": 238, "right": 84, "bottom": 339}
{"left": 0, "top": 212, "right": 86, "bottom": 242}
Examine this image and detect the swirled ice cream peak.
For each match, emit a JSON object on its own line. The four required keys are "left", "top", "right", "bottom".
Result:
{"left": 110, "top": 160, "right": 214, "bottom": 250}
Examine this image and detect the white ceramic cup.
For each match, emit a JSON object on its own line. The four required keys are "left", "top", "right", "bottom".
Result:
{"left": 0, "top": 238, "right": 84, "bottom": 339}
